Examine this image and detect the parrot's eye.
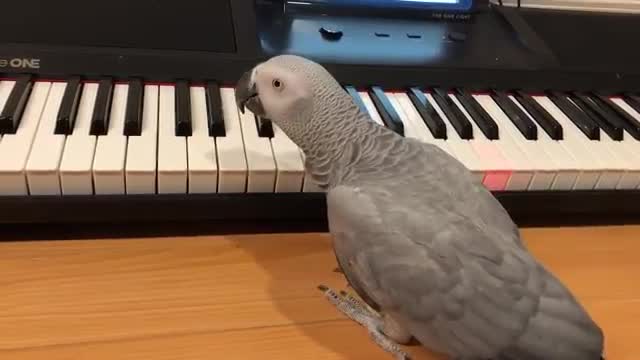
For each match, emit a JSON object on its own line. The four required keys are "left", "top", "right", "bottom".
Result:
{"left": 272, "top": 79, "right": 283, "bottom": 90}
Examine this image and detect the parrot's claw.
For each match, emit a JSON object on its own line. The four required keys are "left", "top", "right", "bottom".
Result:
{"left": 317, "top": 284, "right": 411, "bottom": 360}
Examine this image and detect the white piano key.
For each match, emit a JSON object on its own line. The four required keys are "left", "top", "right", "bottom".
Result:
{"left": 449, "top": 94, "right": 515, "bottom": 191}
{"left": 0, "top": 81, "right": 51, "bottom": 195}
{"left": 217, "top": 88, "right": 248, "bottom": 193}
{"left": 475, "top": 94, "right": 557, "bottom": 190}
{"left": 59, "top": 82, "right": 98, "bottom": 195}
{"left": 534, "top": 96, "right": 621, "bottom": 189}
{"left": 358, "top": 91, "right": 386, "bottom": 126}
{"left": 238, "top": 109, "right": 276, "bottom": 193}
{"left": 92, "top": 83, "right": 128, "bottom": 195}
{"left": 508, "top": 95, "right": 580, "bottom": 190}
{"left": 125, "top": 85, "right": 159, "bottom": 194}
{"left": 424, "top": 92, "right": 485, "bottom": 184}
{"left": 187, "top": 86, "right": 218, "bottom": 193}
{"left": 270, "top": 123, "right": 304, "bottom": 192}
{"left": 157, "top": 85, "right": 188, "bottom": 194}
{"left": 25, "top": 82, "right": 68, "bottom": 195}
{"left": 608, "top": 97, "right": 640, "bottom": 189}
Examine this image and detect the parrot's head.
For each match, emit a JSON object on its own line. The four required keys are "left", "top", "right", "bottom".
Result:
{"left": 235, "top": 54, "right": 351, "bottom": 147}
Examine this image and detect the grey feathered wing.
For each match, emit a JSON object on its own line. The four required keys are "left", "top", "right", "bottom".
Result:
{"left": 326, "top": 183, "right": 604, "bottom": 359}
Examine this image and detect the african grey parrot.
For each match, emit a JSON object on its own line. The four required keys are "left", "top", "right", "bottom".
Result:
{"left": 235, "top": 54, "right": 605, "bottom": 360}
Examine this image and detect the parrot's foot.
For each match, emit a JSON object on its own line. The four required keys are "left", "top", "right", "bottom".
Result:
{"left": 318, "top": 284, "right": 411, "bottom": 360}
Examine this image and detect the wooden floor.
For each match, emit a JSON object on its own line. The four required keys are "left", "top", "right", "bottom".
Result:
{"left": 0, "top": 225, "right": 638, "bottom": 360}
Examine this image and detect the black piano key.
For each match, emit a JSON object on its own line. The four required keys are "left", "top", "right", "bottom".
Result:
{"left": 205, "top": 82, "right": 225, "bottom": 137}
{"left": 548, "top": 91, "right": 599, "bottom": 140}
{"left": 255, "top": 116, "right": 274, "bottom": 138}
{"left": 623, "top": 93, "right": 640, "bottom": 115}
{"left": 491, "top": 90, "right": 537, "bottom": 140}
{"left": 344, "top": 86, "right": 368, "bottom": 114}
{"left": 513, "top": 91, "right": 563, "bottom": 140}
{"left": 571, "top": 93, "right": 623, "bottom": 141}
{"left": 123, "top": 78, "right": 143, "bottom": 136}
{"left": 90, "top": 78, "right": 114, "bottom": 136}
{"left": 175, "top": 80, "right": 192, "bottom": 136}
{"left": 454, "top": 89, "right": 498, "bottom": 140}
{"left": 367, "top": 86, "right": 404, "bottom": 136}
{"left": 407, "top": 87, "right": 446, "bottom": 139}
{"left": 54, "top": 76, "right": 83, "bottom": 135}
{"left": 431, "top": 87, "right": 472, "bottom": 139}
{"left": 595, "top": 94, "right": 640, "bottom": 140}
{"left": 0, "top": 75, "right": 33, "bottom": 134}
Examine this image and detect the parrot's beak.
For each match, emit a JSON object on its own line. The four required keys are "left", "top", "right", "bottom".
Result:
{"left": 235, "top": 69, "right": 265, "bottom": 116}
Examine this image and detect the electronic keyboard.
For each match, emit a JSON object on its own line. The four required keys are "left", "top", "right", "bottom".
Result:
{"left": 1, "top": 0, "right": 639, "bottom": 228}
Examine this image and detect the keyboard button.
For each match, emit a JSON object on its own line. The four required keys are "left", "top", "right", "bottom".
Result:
{"left": 454, "top": 89, "right": 499, "bottom": 140}
{"left": 368, "top": 87, "right": 404, "bottom": 136}
{"left": 513, "top": 91, "right": 563, "bottom": 140}
{"left": 358, "top": 91, "right": 386, "bottom": 126}
{"left": 0, "top": 81, "right": 51, "bottom": 195}
{"left": 59, "top": 82, "right": 98, "bottom": 195}
{"left": 158, "top": 85, "right": 188, "bottom": 193}
{"left": 54, "top": 76, "right": 82, "bottom": 135}
{"left": 90, "top": 78, "right": 113, "bottom": 136}
{"left": 593, "top": 94, "right": 640, "bottom": 140}
{"left": 571, "top": 93, "right": 623, "bottom": 141}
{"left": 0, "top": 75, "right": 32, "bottom": 134}
{"left": 126, "top": 84, "right": 159, "bottom": 194}
{"left": 217, "top": 88, "right": 248, "bottom": 193}
{"left": 0, "top": 80, "right": 16, "bottom": 128}
{"left": 609, "top": 96, "right": 640, "bottom": 140}
{"left": 548, "top": 91, "right": 599, "bottom": 140}
{"left": 25, "top": 82, "right": 68, "bottom": 195}
{"left": 406, "top": 87, "right": 447, "bottom": 139}
{"left": 270, "top": 123, "right": 305, "bottom": 192}
{"left": 124, "top": 78, "right": 144, "bottom": 136}
{"left": 255, "top": 116, "right": 275, "bottom": 138}
{"left": 205, "top": 82, "right": 226, "bottom": 137}
{"left": 239, "top": 106, "right": 277, "bottom": 193}
{"left": 491, "top": 90, "right": 537, "bottom": 140}
{"left": 623, "top": 93, "right": 640, "bottom": 114}
{"left": 92, "top": 83, "right": 128, "bottom": 195}
{"left": 431, "top": 87, "right": 472, "bottom": 139}
{"left": 345, "top": 86, "right": 368, "bottom": 114}
{"left": 175, "top": 80, "right": 193, "bottom": 136}
{"left": 187, "top": 85, "right": 218, "bottom": 193}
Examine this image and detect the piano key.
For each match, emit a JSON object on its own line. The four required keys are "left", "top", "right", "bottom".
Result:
{"left": 600, "top": 98, "right": 640, "bottom": 188}
{"left": 0, "top": 81, "right": 16, "bottom": 126}
{"left": 270, "top": 123, "right": 305, "bottom": 192}
{"left": 623, "top": 93, "right": 640, "bottom": 115}
{"left": 406, "top": 87, "right": 447, "bottom": 139}
{"left": 570, "top": 93, "right": 623, "bottom": 141}
{"left": 239, "top": 107, "right": 277, "bottom": 192}
{"left": 255, "top": 116, "right": 275, "bottom": 138}
{"left": 217, "top": 88, "right": 248, "bottom": 193}
{"left": 453, "top": 89, "right": 499, "bottom": 140}
{"left": 0, "top": 81, "right": 51, "bottom": 195}
{"left": 431, "top": 87, "right": 472, "bottom": 139}
{"left": 534, "top": 95, "right": 623, "bottom": 189}
{"left": 25, "top": 82, "right": 68, "bottom": 195}
{"left": 512, "top": 91, "right": 563, "bottom": 140}
{"left": 548, "top": 91, "right": 599, "bottom": 140}
{"left": 358, "top": 91, "right": 386, "bottom": 126}
{"left": 187, "top": 85, "right": 218, "bottom": 193}
{"left": 158, "top": 85, "right": 188, "bottom": 193}
{"left": 205, "top": 82, "right": 226, "bottom": 137}
{"left": 508, "top": 95, "right": 581, "bottom": 190}
{"left": 449, "top": 95, "right": 515, "bottom": 190}
{"left": 598, "top": 95, "right": 640, "bottom": 140}
{"left": 125, "top": 84, "right": 159, "bottom": 194}
{"left": 491, "top": 90, "right": 537, "bottom": 140}
{"left": 90, "top": 78, "right": 113, "bottom": 136}
{"left": 54, "top": 76, "right": 82, "bottom": 135}
{"left": 123, "top": 78, "right": 143, "bottom": 136}
{"left": 92, "top": 83, "right": 128, "bottom": 194}
{"left": 175, "top": 80, "right": 193, "bottom": 136}
{"left": 423, "top": 92, "right": 484, "bottom": 183}
{"left": 345, "top": 86, "right": 368, "bottom": 114}
{"left": 0, "top": 75, "right": 32, "bottom": 134}
{"left": 368, "top": 86, "right": 404, "bottom": 135}
{"left": 59, "top": 82, "right": 98, "bottom": 195}
{"left": 475, "top": 95, "right": 557, "bottom": 190}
